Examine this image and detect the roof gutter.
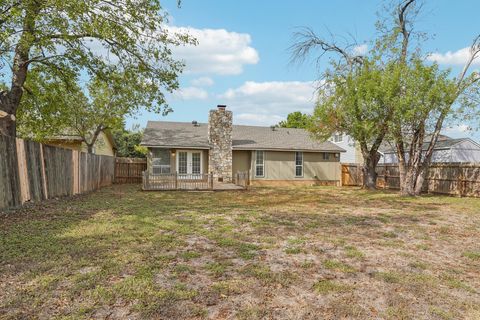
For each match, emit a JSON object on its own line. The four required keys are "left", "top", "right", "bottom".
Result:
{"left": 232, "top": 147, "right": 346, "bottom": 153}
{"left": 140, "top": 145, "right": 210, "bottom": 150}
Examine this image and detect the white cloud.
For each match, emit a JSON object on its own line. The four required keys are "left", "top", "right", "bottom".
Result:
{"left": 352, "top": 44, "right": 368, "bottom": 55}
{"left": 170, "top": 26, "right": 259, "bottom": 75}
{"left": 444, "top": 124, "right": 470, "bottom": 135}
{"left": 235, "top": 113, "right": 285, "bottom": 126}
{"left": 191, "top": 77, "right": 214, "bottom": 87}
{"left": 172, "top": 86, "right": 208, "bottom": 100}
{"left": 218, "top": 81, "right": 317, "bottom": 126}
{"left": 427, "top": 47, "right": 480, "bottom": 66}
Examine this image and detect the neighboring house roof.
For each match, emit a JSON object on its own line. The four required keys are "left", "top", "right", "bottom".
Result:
{"left": 141, "top": 121, "right": 345, "bottom": 152}
{"left": 380, "top": 136, "right": 480, "bottom": 153}
{"left": 47, "top": 129, "right": 117, "bottom": 151}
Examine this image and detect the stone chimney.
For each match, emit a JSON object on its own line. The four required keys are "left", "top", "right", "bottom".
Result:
{"left": 208, "top": 105, "right": 233, "bottom": 182}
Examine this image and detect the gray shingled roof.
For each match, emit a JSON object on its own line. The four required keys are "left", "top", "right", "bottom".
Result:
{"left": 380, "top": 136, "right": 477, "bottom": 153}
{"left": 141, "top": 121, "right": 345, "bottom": 152}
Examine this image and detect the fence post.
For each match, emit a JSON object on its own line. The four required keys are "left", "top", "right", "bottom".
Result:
{"left": 175, "top": 172, "right": 178, "bottom": 190}
{"left": 210, "top": 173, "right": 214, "bottom": 190}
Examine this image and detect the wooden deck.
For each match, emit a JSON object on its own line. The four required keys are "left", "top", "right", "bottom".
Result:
{"left": 142, "top": 172, "right": 246, "bottom": 191}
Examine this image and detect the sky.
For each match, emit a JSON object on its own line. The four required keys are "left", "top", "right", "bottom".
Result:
{"left": 125, "top": 0, "right": 480, "bottom": 141}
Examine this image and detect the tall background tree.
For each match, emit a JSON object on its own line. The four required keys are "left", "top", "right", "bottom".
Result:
{"left": 277, "top": 111, "right": 311, "bottom": 128}
{"left": 289, "top": 27, "right": 399, "bottom": 189}
{"left": 309, "top": 58, "right": 400, "bottom": 189}
{"left": 112, "top": 125, "right": 147, "bottom": 158}
{"left": 17, "top": 72, "right": 157, "bottom": 153}
{"left": 290, "top": 0, "right": 480, "bottom": 194}
{"left": 0, "top": 0, "right": 195, "bottom": 137}
{"left": 379, "top": 0, "right": 480, "bottom": 195}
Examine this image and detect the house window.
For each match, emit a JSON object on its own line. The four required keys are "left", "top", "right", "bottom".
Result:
{"left": 152, "top": 149, "right": 171, "bottom": 174}
{"left": 323, "top": 152, "right": 330, "bottom": 160}
{"left": 333, "top": 133, "right": 343, "bottom": 143}
{"left": 295, "top": 152, "right": 303, "bottom": 177}
{"left": 178, "top": 151, "right": 188, "bottom": 174}
{"left": 191, "top": 152, "right": 201, "bottom": 174}
{"left": 255, "top": 151, "right": 265, "bottom": 177}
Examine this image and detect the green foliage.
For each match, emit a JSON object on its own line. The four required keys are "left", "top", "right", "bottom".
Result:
{"left": 389, "top": 60, "right": 458, "bottom": 141}
{"left": 18, "top": 73, "right": 148, "bottom": 150}
{"left": 278, "top": 111, "right": 312, "bottom": 128}
{"left": 310, "top": 58, "right": 400, "bottom": 144}
{"left": 1, "top": 0, "right": 195, "bottom": 134}
{"left": 293, "top": 1, "right": 480, "bottom": 193}
{"left": 112, "top": 126, "right": 146, "bottom": 158}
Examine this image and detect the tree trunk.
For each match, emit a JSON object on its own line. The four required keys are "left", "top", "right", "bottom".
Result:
{"left": 413, "top": 164, "right": 428, "bottom": 195}
{"left": 0, "top": 94, "right": 17, "bottom": 137}
{"left": 362, "top": 158, "right": 378, "bottom": 190}
{"left": 0, "top": 5, "right": 39, "bottom": 137}
{"left": 361, "top": 150, "right": 381, "bottom": 190}
{"left": 402, "top": 168, "right": 417, "bottom": 196}
{"left": 83, "top": 125, "right": 104, "bottom": 154}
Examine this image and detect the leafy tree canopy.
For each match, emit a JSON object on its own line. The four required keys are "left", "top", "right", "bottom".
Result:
{"left": 112, "top": 125, "right": 147, "bottom": 158}
{"left": 278, "top": 111, "right": 312, "bottom": 129}
{"left": 0, "top": 0, "right": 195, "bottom": 136}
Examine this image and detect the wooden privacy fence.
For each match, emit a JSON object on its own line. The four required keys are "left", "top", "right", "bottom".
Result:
{"left": 114, "top": 157, "right": 147, "bottom": 183}
{"left": 143, "top": 172, "right": 214, "bottom": 191}
{"left": 0, "top": 134, "right": 115, "bottom": 210}
{"left": 341, "top": 163, "right": 480, "bottom": 197}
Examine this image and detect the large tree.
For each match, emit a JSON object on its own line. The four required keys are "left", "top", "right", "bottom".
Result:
{"left": 278, "top": 111, "right": 311, "bottom": 129}
{"left": 382, "top": 0, "right": 480, "bottom": 196}
{"left": 309, "top": 58, "right": 400, "bottom": 189}
{"left": 290, "top": 0, "right": 480, "bottom": 194}
{"left": 290, "top": 26, "right": 400, "bottom": 189}
{"left": 18, "top": 72, "right": 152, "bottom": 153}
{"left": 0, "top": 0, "right": 194, "bottom": 137}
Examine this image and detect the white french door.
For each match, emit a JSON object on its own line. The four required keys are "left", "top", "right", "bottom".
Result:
{"left": 177, "top": 150, "right": 203, "bottom": 175}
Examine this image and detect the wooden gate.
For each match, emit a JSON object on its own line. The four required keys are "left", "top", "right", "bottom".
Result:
{"left": 114, "top": 157, "right": 147, "bottom": 183}
{"left": 341, "top": 163, "right": 363, "bottom": 186}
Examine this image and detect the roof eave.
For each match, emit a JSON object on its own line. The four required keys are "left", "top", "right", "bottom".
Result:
{"left": 141, "top": 144, "right": 210, "bottom": 150}
{"left": 232, "top": 146, "right": 346, "bottom": 152}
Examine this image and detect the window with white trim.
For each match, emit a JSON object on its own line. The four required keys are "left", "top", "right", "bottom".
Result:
{"left": 255, "top": 151, "right": 264, "bottom": 177}
{"left": 295, "top": 152, "right": 303, "bottom": 177}
{"left": 333, "top": 133, "right": 343, "bottom": 142}
{"left": 152, "top": 149, "right": 171, "bottom": 174}
{"left": 323, "top": 152, "right": 330, "bottom": 160}
{"left": 191, "top": 152, "right": 201, "bottom": 174}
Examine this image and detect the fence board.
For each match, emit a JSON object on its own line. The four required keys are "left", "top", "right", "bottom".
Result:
{"left": 0, "top": 135, "right": 21, "bottom": 209}
{"left": 341, "top": 163, "right": 480, "bottom": 197}
{"left": 0, "top": 135, "right": 115, "bottom": 210}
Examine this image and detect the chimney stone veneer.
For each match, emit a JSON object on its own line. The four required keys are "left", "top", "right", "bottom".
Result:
{"left": 208, "top": 106, "right": 233, "bottom": 182}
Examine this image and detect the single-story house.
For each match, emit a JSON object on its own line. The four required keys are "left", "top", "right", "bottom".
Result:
{"left": 44, "top": 130, "right": 117, "bottom": 156}
{"left": 140, "top": 105, "right": 345, "bottom": 186}
{"left": 380, "top": 135, "right": 480, "bottom": 163}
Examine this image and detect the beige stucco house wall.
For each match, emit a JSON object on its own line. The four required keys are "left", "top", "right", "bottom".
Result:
{"left": 232, "top": 150, "right": 251, "bottom": 177}
{"left": 241, "top": 150, "right": 340, "bottom": 186}
{"left": 147, "top": 148, "right": 341, "bottom": 186}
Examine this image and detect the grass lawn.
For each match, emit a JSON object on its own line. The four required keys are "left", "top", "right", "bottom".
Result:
{"left": 1, "top": 185, "right": 480, "bottom": 319}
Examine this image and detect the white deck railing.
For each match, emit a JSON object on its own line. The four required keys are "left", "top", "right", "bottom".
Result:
{"left": 142, "top": 172, "right": 214, "bottom": 190}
